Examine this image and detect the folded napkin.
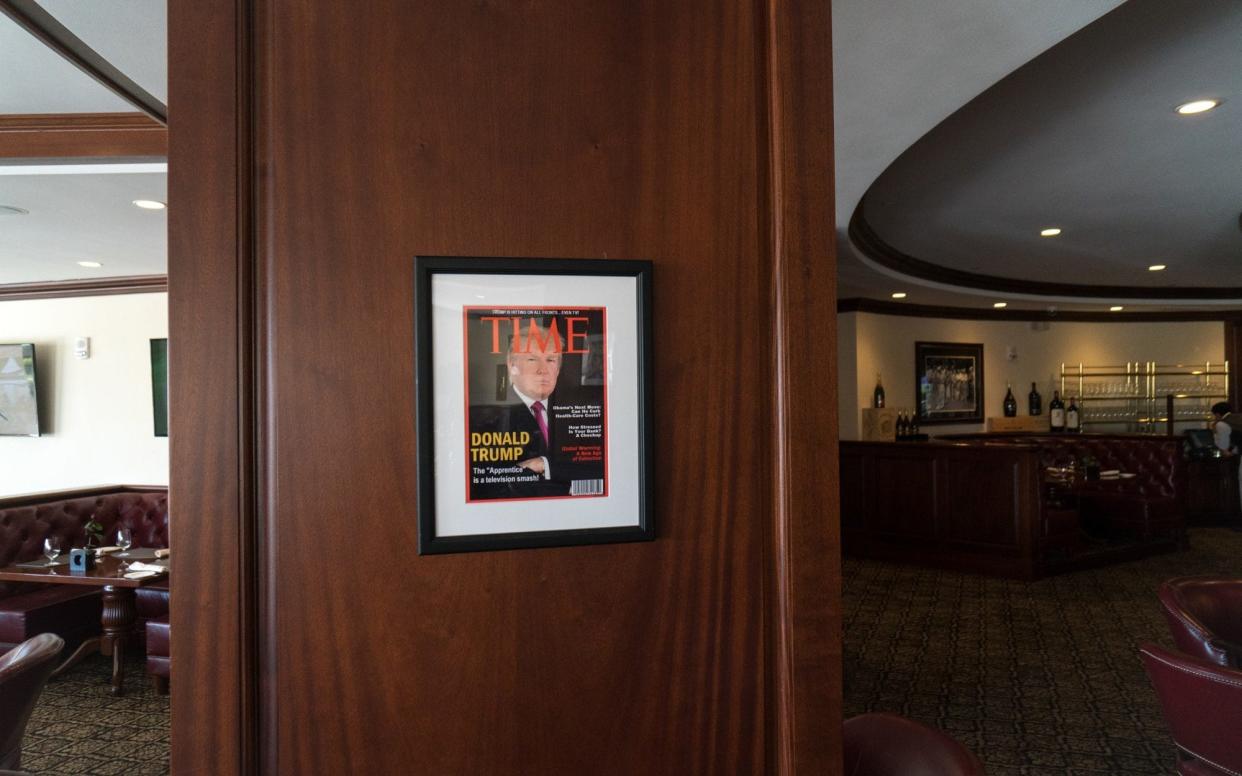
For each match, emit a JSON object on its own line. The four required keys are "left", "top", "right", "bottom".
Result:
{"left": 124, "top": 570, "right": 160, "bottom": 580}
{"left": 154, "top": 548, "right": 170, "bottom": 559}
{"left": 94, "top": 546, "right": 121, "bottom": 555}
{"left": 1099, "top": 469, "right": 1121, "bottom": 477}
{"left": 126, "top": 561, "right": 167, "bottom": 574}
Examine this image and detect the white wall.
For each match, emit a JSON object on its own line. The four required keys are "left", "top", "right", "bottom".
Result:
{"left": 0, "top": 293, "right": 168, "bottom": 495}
{"left": 838, "top": 311, "right": 1225, "bottom": 439}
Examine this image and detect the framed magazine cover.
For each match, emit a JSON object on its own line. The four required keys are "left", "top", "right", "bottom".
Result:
{"left": 915, "top": 341, "right": 985, "bottom": 425}
{"left": 414, "top": 256, "right": 655, "bottom": 554}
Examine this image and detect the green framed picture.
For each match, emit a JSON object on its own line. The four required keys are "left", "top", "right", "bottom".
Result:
{"left": 151, "top": 338, "right": 168, "bottom": 437}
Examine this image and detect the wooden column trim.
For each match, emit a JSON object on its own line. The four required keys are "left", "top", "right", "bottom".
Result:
{"left": 764, "top": 0, "right": 841, "bottom": 772}
{"left": 0, "top": 1, "right": 167, "bottom": 124}
{"left": 168, "top": 0, "right": 256, "bottom": 772}
{"left": 0, "top": 275, "right": 166, "bottom": 301}
{"left": 1226, "top": 321, "right": 1241, "bottom": 411}
{"left": 0, "top": 113, "right": 167, "bottom": 158}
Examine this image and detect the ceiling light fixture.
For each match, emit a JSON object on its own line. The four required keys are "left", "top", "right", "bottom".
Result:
{"left": 132, "top": 199, "right": 166, "bottom": 210}
{"left": 77, "top": 261, "right": 103, "bottom": 268}
{"left": 1039, "top": 227, "right": 1062, "bottom": 237}
{"left": 1176, "top": 99, "right": 1219, "bottom": 115}
{"left": 1148, "top": 264, "right": 1166, "bottom": 271}
{"left": 993, "top": 302, "right": 1007, "bottom": 308}
{"left": 891, "top": 292, "right": 907, "bottom": 299}
{"left": 1109, "top": 306, "right": 1124, "bottom": 312}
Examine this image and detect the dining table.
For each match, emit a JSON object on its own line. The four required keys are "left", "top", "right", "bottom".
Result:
{"left": 0, "top": 548, "right": 168, "bottom": 695}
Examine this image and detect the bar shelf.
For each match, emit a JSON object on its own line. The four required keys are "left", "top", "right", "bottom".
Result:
{"left": 1060, "top": 361, "right": 1229, "bottom": 435}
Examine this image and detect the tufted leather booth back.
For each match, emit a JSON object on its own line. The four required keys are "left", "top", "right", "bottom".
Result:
{"left": 0, "top": 488, "right": 168, "bottom": 597}
{"left": 944, "top": 434, "right": 1184, "bottom": 501}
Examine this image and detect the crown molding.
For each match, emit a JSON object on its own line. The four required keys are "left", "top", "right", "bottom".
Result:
{"left": 0, "top": 274, "right": 167, "bottom": 301}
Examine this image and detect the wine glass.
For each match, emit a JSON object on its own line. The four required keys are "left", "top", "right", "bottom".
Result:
{"left": 43, "top": 537, "right": 61, "bottom": 566}
{"left": 116, "top": 527, "right": 133, "bottom": 556}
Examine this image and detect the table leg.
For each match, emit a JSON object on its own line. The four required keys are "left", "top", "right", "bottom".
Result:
{"left": 101, "top": 585, "right": 138, "bottom": 696}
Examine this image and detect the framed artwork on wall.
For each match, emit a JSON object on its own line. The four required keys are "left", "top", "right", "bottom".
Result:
{"left": 150, "top": 339, "right": 168, "bottom": 437}
{"left": 413, "top": 256, "right": 655, "bottom": 554}
{"left": 915, "top": 341, "right": 984, "bottom": 425}
{"left": 0, "top": 343, "right": 40, "bottom": 437}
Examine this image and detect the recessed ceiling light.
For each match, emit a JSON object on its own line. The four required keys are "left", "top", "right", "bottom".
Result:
{"left": 1040, "top": 227, "right": 1062, "bottom": 237}
{"left": 993, "top": 302, "right": 1008, "bottom": 308}
{"left": 77, "top": 261, "right": 103, "bottom": 268}
{"left": 891, "top": 292, "right": 907, "bottom": 299}
{"left": 132, "top": 199, "right": 166, "bottom": 210}
{"left": 0, "top": 205, "right": 28, "bottom": 216}
{"left": 1148, "top": 264, "right": 1167, "bottom": 271}
{"left": 1109, "top": 306, "right": 1124, "bottom": 312}
{"left": 1176, "top": 99, "right": 1219, "bottom": 115}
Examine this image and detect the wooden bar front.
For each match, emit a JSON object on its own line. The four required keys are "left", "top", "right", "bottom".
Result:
{"left": 841, "top": 441, "right": 1043, "bottom": 579}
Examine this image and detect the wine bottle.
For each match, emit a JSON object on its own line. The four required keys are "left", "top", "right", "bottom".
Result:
{"left": 1066, "top": 396, "right": 1080, "bottom": 433}
{"left": 909, "top": 412, "right": 919, "bottom": 439}
{"left": 1028, "top": 382, "right": 1042, "bottom": 415}
{"left": 1003, "top": 384, "right": 1018, "bottom": 417}
{"left": 1049, "top": 390, "right": 1065, "bottom": 432}
{"left": 895, "top": 410, "right": 907, "bottom": 440}
{"left": 872, "top": 374, "right": 885, "bottom": 409}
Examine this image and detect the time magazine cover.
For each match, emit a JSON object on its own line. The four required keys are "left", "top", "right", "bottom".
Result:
{"left": 463, "top": 307, "right": 608, "bottom": 502}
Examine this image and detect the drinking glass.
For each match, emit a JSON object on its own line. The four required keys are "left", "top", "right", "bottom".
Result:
{"left": 43, "top": 537, "right": 61, "bottom": 566}
{"left": 116, "top": 527, "right": 133, "bottom": 555}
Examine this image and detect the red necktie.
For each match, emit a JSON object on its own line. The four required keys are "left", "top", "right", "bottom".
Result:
{"left": 532, "top": 401, "right": 549, "bottom": 447}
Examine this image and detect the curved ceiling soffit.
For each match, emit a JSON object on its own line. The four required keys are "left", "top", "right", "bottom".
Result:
{"left": 847, "top": 0, "right": 1242, "bottom": 303}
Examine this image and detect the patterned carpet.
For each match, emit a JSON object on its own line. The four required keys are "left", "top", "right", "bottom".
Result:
{"left": 21, "top": 652, "right": 168, "bottom": 775}
{"left": 843, "top": 527, "right": 1242, "bottom": 775}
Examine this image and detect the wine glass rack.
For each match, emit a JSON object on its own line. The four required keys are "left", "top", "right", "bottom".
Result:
{"left": 1060, "top": 361, "right": 1229, "bottom": 435}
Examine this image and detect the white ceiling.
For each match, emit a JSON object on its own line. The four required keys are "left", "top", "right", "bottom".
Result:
{"left": 0, "top": 6, "right": 167, "bottom": 285}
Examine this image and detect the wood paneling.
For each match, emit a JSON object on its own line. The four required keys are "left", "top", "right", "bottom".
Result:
{"left": 940, "top": 456, "right": 1022, "bottom": 548}
{"left": 171, "top": 0, "right": 839, "bottom": 772}
{"left": 168, "top": 0, "right": 252, "bottom": 772}
{"left": 764, "top": 0, "right": 840, "bottom": 769}
{"left": 0, "top": 274, "right": 166, "bottom": 302}
{"left": 0, "top": 113, "right": 166, "bottom": 158}
{"left": 1226, "top": 321, "right": 1242, "bottom": 410}
{"left": 873, "top": 454, "right": 937, "bottom": 539}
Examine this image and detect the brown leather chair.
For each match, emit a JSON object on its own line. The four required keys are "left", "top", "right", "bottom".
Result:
{"left": 1158, "top": 577, "right": 1242, "bottom": 668}
{"left": 844, "top": 713, "right": 985, "bottom": 775}
{"left": 1141, "top": 642, "right": 1242, "bottom": 776}
{"left": 0, "top": 633, "right": 64, "bottom": 771}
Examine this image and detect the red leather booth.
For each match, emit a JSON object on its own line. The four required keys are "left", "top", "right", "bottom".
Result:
{"left": 0, "top": 486, "right": 169, "bottom": 652}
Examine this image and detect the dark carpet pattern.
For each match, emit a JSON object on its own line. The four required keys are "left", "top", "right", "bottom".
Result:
{"left": 844, "top": 527, "right": 1242, "bottom": 775}
{"left": 22, "top": 653, "right": 168, "bottom": 775}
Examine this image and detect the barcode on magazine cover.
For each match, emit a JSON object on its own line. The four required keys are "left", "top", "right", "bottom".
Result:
{"left": 569, "top": 479, "right": 604, "bottom": 496}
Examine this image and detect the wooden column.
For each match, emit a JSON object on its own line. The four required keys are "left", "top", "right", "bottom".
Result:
{"left": 169, "top": 0, "right": 841, "bottom": 772}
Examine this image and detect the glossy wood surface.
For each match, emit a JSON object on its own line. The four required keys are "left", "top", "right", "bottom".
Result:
{"left": 0, "top": 113, "right": 166, "bottom": 158}
{"left": 0, "top": 555, "right": 166, "bottom": 587}
{"left": 172, "top": 0, "right": 840, "bottom": 772}
{"left": 168, "top": 0, "right": 252, "bottom": 771}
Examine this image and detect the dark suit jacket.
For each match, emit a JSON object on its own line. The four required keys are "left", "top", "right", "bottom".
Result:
{"left": 468, "top": 390, "right": 602, "bottom": 499}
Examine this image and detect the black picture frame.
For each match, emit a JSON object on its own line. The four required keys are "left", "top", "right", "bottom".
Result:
{"left": 915, "top": 341, "right": 985, "bottom": 425}
{"left": 414, "top": 256, "right": 655, "bottom": 555}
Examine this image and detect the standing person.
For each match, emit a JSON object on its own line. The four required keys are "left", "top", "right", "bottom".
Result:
{"left": 1210, "top": 402, "right": 1242, "bottom": 510}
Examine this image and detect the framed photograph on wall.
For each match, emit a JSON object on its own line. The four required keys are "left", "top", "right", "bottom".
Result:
{"left": 0, "top": 343, "right": 40, "bottom": 437}
{"left": 915, "top": 341, "right": 984, "bottom": 425}
{"left": 413, "top": 256, "right": 654, "bottom": 554}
